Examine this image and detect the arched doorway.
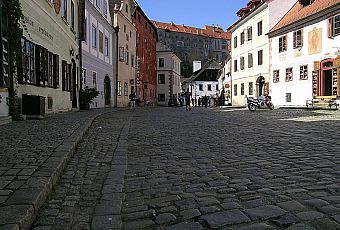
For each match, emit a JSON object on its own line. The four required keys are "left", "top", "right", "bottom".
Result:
{"left": 71, "top": 59, "right": 77, "bottom": 108}
{"left": 104, "top": 75, "right": 111, "bottom": 106}
{"left": 256, "top": 76, "right": 265, "bottom": 97}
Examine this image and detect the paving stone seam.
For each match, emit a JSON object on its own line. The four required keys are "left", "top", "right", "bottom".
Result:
{"left": 91, "top": 115, "right": 132, "bottom": 229}
{"left": 0, "top": 111, "right": 108, "bottom": 230}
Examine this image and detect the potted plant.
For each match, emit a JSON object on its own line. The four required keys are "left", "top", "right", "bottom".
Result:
{"left": 79, "top": 86, "right": 99, "bottom": 110}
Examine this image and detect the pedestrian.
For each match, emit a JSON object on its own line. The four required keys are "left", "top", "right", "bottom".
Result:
{"left": 204, "top": 95, "right": 208, "bottom": 108}
{"left": 184, "top": 89, "right": 191, "bottom": 111}
{"left": 129, "top": 90, "right": 136, "bottom": 111}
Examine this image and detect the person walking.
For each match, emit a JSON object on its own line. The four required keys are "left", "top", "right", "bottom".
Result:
{"left": 184, "top": 89, "right": 191, "bottom": 111}
{"left": 129, "top": 90, "right": 136, "bottom": 112}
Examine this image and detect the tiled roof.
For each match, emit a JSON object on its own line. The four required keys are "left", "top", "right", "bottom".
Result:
{"left": 152, "top": 21, "right": 231, "bottom": 40}
{"left": 270, "top": 0, "right": 340, "bottom": 33}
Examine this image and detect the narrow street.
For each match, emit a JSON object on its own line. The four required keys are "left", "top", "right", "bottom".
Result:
{"left": 32, "top": 107, "right": 340, "bottom": 230}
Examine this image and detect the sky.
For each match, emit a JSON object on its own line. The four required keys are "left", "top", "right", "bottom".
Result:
{"left": 135, "top": 0, "right": 250, "bottom": 30}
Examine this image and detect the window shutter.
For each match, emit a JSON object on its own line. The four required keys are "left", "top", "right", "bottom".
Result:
{"left": 53, "top": 55, "right": 59, "bottom": 88}
{"left": 35, "top": 45, "right": 41, "bottom": 86}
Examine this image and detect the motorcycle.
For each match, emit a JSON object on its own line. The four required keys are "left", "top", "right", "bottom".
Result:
{"left": 247, "top": 94, "right": 274, "bottom": 111}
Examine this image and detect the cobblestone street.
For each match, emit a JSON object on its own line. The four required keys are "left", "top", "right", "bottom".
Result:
{"left": 13, "top": 107, "right": 340, "bottom": 229}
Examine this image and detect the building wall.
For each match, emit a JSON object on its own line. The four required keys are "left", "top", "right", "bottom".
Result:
{"left": 270, "top": 19, "right": 340, "bottom": 107}
{"left": 156, "top": 46, "right": 181, "bottom": 106}
{"left": 112, "top": 0, "right": 136, "bottom": 107}
{"left": 132, "top": 8, "right": 157, "bottom": 103}
{"left": 218, "top": 60, "right": 232, "bottom": 105}
{"left": 157, "top": 29, "right": 229, "bottom": 77}
{"left": 192, "top": 81, "right": 219, "bottom": 100}
{"left": 0, "top": 0, "right": 9, "bottom": 116}
{"left": 82, "top": 0, "right": 115, "bottom": 108}
{"left": 231, "top": 4, "right": 270, "bottom": 106}
{"left": 19, "top": 0, "right": 79, "bottom": 113}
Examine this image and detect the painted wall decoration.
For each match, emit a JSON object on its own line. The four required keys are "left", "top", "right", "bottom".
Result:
{"left": 308, "top": 27, "right": 322, "bottom": 55}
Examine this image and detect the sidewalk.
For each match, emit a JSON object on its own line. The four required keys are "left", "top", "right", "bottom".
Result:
{"left": 0, "top": 108, "right": 113, "bottom": 230}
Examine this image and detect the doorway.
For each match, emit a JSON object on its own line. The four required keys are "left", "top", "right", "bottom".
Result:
{"left": 71, "top": 59, "right": 77, "bottom": 108}
{"left": 256, "top": 76, "right": 265, "bottom": 97}
{"left": 104, "top": 75, "right": 111, "bottom": 106}
{"left": 320, "top": 59, "right": 334, "bottom": 96}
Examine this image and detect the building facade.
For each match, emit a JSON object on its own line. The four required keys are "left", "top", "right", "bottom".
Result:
{"left": 132, "top": 2, "right": 157, "bottom": 104}
{"left": 218, "top": 58, "right": 232, "bottom": 105}
{"left": 156, "top": 42, "right": 181, "bottom": 106}
{"left": 228, "top": 0, "right": 296, "bottom": 106}
{"left": 109, "top": 0, "right": 136, "bottom": 107}
{"left": 0, "top": 0, "right": 9, "bottom": 117}
{"left": 268, "top": 0, "right": 340, "bottom": 107}
{"left": 82, "top": 0, "right": 115, "bottom": 108}
{"left": 19, "top": 0, "right": 80, "bottom": 113}
{"left": 153, "top": 21, "right": 231, "bottom": 78}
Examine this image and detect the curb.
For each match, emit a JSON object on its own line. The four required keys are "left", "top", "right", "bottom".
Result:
{"left": 0, "top": 111, "right": 105, "bottom": 230}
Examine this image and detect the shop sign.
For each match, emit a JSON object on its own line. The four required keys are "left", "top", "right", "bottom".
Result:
{"left": 22, "top": 14, "right": 54, "bottom": 41}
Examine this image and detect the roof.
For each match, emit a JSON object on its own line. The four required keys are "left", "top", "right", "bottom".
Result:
{"left": 187, "top": 59, "right": 222, "bottom": 82}
{"left": 228, "top": 0, "right": 267, "bottom": 31}
{"left": 152, "top": 21, "right": 231, "bottom": 40}
{"left": 270, "top": 0, "right": 340, "bottom": 35}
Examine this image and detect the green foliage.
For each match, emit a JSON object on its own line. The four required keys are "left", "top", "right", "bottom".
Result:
{"left": 7, "top": 0, "right": 23, "bottom": 119}
{"left": 79, "top": 87, "right": 99, "bottom": 104}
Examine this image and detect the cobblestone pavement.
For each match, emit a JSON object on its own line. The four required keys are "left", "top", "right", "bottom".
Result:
{"left": 0, "top": 108, "right": 111, "bottom": 230}
{"left": 31, "top": 107, "right": 340, "bottom": 230}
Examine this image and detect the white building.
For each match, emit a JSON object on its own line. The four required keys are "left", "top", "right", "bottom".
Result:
{"left": 268, "top": 0, "right": 340, "bottom": 107}
{"left": 187, "top": 59, "right": 221, "bottom": 105}
{"left": 217, "top": 58, "right": 232, "bottom": 105}
{"left": 156, "top": 42, "right": 181, "bottom": 106}
{"left": 228, "top": 0, "right": 296, "bottom": 106}
{"left": 82, "top": 0, "right": 115, "bottom": 109}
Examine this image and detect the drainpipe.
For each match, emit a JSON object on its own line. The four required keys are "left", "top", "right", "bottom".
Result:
{"left": 113, "top": 26, "right": 119, "bottom": 107}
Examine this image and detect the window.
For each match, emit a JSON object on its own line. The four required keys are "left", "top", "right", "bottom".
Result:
{"left": 240, "top": 56, "right": 245, "bottom": 70}
{"left": 273, "top": 70, "right": 279, "bottom": 83}
{"left": 199, "top": 84, "right": 203, "bottom": 91}
{"left": 300, "top": 65, "right": 308, "bottom": 80}
{"left": 92, "top": 25, "right": 97, "bottom": 48}
{"left": 234, "top": 59, "right": 238, "bottom": 72}
{"left": 286, "top": 93, "right": 292, "bottom": 102}
{"left": 258, "top": 50, "right": 263, "bottom": 65}
{"left": 159, "top": 58, "right": 164, "bottom": 67}
{"left": 241, "top": 83, "right": 244, "bottom": 95}
{"left": 105, "top": 37, "right": 109, "bottom": 56}
{"left": 293, "top": 29, "right": 303, "bottom": 49}
{"left": 216, "top": 85, "right": 218, "bottom": 91}
{"left": 92, "top": 71, "right": 97, "bottom": 90}
{"left": 96, "top": 0, "right": 101, "bottom": 9}
{"left": 99, "top": 31, "right": 103, "bottom": 53}
{"left": 328, "top": 14, "right": 340, "bottom": 37}
{"left": 247, "top": 27, "right": 252, "bottom": 41}
{"left": 279, "top": 35, "right": 287, "bottom": 52}
{"left": 177, "top": 41, "right": 184, "bottom": 46}
{"left": 241, "top": 31, "right": 245, "bottom": 45}
{"left": 234, "top": 84, "right": 237, "bottom": 96}
{"left": 103, "top": 0, "right": 108, "bottom": 17}
{"left": 158, "top": 74, "right": 165, "bottom": 84}
{"left": 125, "top": 4, "right": 128, "bottom": 13}
{"left": 21, "top": 38, "right": 36, "bottom": 84}
{"left": 117, "top": 81, "right": 122, "bottom": 96}
{"left": 61, "top": 0, "right": 67, "bottom": 21}
{"left": 234, "top": 36, "right": 237, "bottom": 48}
{"left": 119, "top": 47, "right": 124, "bottom": 61}
{"left": 62, "top": 61, "right": 70, "bottom": 91}
{"left": 286, "top": 68, "right": 293, "bottom": 81}
{"left": 71, "top": 1, "right": 75, "bottom": 30}
{"left": 248, "top": 53, "right": 253, "bottom": 68}
{"left": 82, "top": 68, "right": 86, "bottom": 86}
{"left": 158, "top": 94, "right": 165, "bottom": 102}
{"left": 125, "top": 51, "right": 129, "bottom": 65}
{"left": 47, "top": 52, "right": 54, "bottom": 87}
{"left": 208, "top": 84, "right": 212, "bottom": 91}
{"left": 124, "top": 82, "right": 128, "bottom": 96}
{"left": 131, "top": 54, "right": 134, "bottom": 67}
{"left": 249, "top": 82, "right": 253, "bottom": 95}
{"left": 257, "top": 21, "right": 262, "bottom": 36}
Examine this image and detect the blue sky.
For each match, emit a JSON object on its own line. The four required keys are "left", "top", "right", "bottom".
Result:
{"left": 136, "top": 0, "right": 250, "bottom": 30}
